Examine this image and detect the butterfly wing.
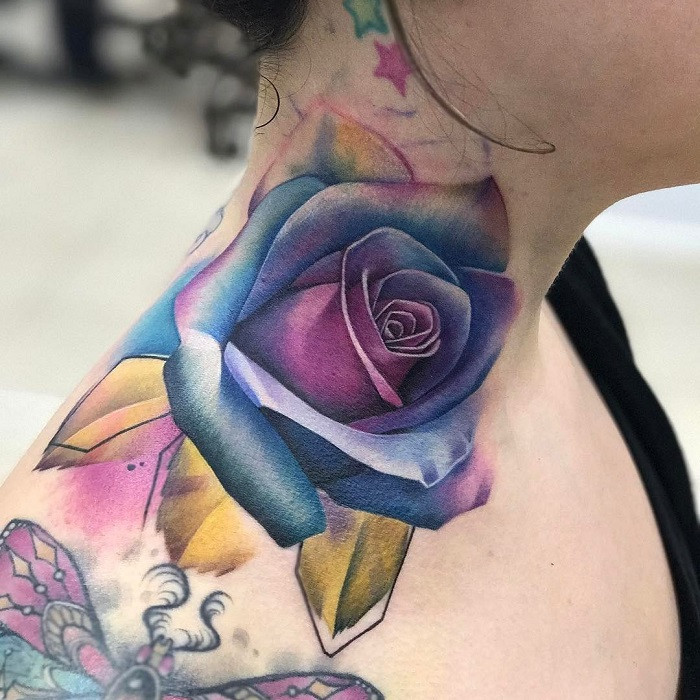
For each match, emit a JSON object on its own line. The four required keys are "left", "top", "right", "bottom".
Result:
{"left": 0, "top": 521, "right": 117, "bottom": 693}
{"left": 0, "top": 631, "right": 103, "bottom": 700}
{"left": 0, "top": 520, "right": 90, "bottom": 652}
{"left": 196, "top": 673, "right": 383, "bottom": 700}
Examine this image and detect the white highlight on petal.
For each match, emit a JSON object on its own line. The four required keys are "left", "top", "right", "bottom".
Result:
{"left": 224, "top": 343, "right": 474, "bottom": 487}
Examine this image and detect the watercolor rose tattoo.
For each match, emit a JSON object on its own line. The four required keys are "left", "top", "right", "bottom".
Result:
{"left": 167, "top": 170, "right": 516, "bottom": 546}
{"left": 35, "top": 105, "right": 516, "bottom": 654}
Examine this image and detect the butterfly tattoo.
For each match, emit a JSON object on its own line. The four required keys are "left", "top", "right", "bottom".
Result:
{"left": 0, "top": 521, "right": 383, "bottom": 700}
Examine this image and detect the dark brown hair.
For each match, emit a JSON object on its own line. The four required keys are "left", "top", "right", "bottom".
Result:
{"left": 203, "top": 0, "right": 308, "bottom": 52}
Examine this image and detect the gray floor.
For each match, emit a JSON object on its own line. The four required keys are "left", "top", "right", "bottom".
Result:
{"left": 0, "top": 3, "right": 698, "bottom": 501}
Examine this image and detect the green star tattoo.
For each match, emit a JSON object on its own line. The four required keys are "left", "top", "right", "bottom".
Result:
{"left": 343, "top": 0, "right": 389, "bottom": 38}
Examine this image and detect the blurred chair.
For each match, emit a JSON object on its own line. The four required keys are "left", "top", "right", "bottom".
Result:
{"left": 139, "top": 1, "right": 258, "bottom": 157}
{"left": 0, "top": 0, "right": 257, "bottom": 156}
{"left": 55, "top": 0, "right": 105, "bottom": 83}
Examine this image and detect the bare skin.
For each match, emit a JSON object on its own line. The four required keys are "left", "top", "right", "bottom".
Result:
{"left": 1, "top": 0, "right": 697, "bottom": 697}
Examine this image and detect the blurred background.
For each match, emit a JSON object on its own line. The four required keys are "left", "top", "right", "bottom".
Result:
{"left": 0, "top": 0, "right": 698, "bottom": 502}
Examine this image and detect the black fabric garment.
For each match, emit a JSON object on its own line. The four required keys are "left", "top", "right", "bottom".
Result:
{"left": 547, "top": 238, "right": 700, "bottom": 698}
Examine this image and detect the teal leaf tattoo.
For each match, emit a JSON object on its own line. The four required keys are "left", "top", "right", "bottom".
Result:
{"left": 343, "top": 0, "right": 389, "bottom": 38}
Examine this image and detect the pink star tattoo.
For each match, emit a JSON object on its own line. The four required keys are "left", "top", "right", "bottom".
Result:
{"left": 373, "top": 40, "right": 413, "bottom": 97}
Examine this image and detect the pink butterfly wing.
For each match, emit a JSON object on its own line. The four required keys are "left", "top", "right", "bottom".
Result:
{"left": 199, "top": 673, "right": 383, "bottom": 700}
{"left": 0, "top": 520, "right": 89, "bottom": 652}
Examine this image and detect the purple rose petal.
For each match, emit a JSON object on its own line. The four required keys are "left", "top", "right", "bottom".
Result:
{"left": 233, "top": 282, "right": 390, "bottom": 423}
{"left": 375, "top": 299, "right": 439, "bottom": 351}
{"left": 236, "top": 182, "right": 506, "bottom": 322}
{"left": 224, "top": 343, "right": 475, "bottom": 487}
{"left": 235, "top": 226, "right": 475, "bottom": 421}
{"left": 367, "top": 268, "right": 471, "bottom": 405}
{"left": 351, "top": 268, "right": 516, "bottom": 434}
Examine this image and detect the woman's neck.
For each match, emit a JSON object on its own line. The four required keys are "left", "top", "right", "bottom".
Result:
{"left": 227, "top": 2, "right": 625, "bottom": 348}
{"left": 223, "top": 105, "right": 583, "bottom": 392}
{"left": 179, "top": 0, "right": 636, "bottom": 502}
